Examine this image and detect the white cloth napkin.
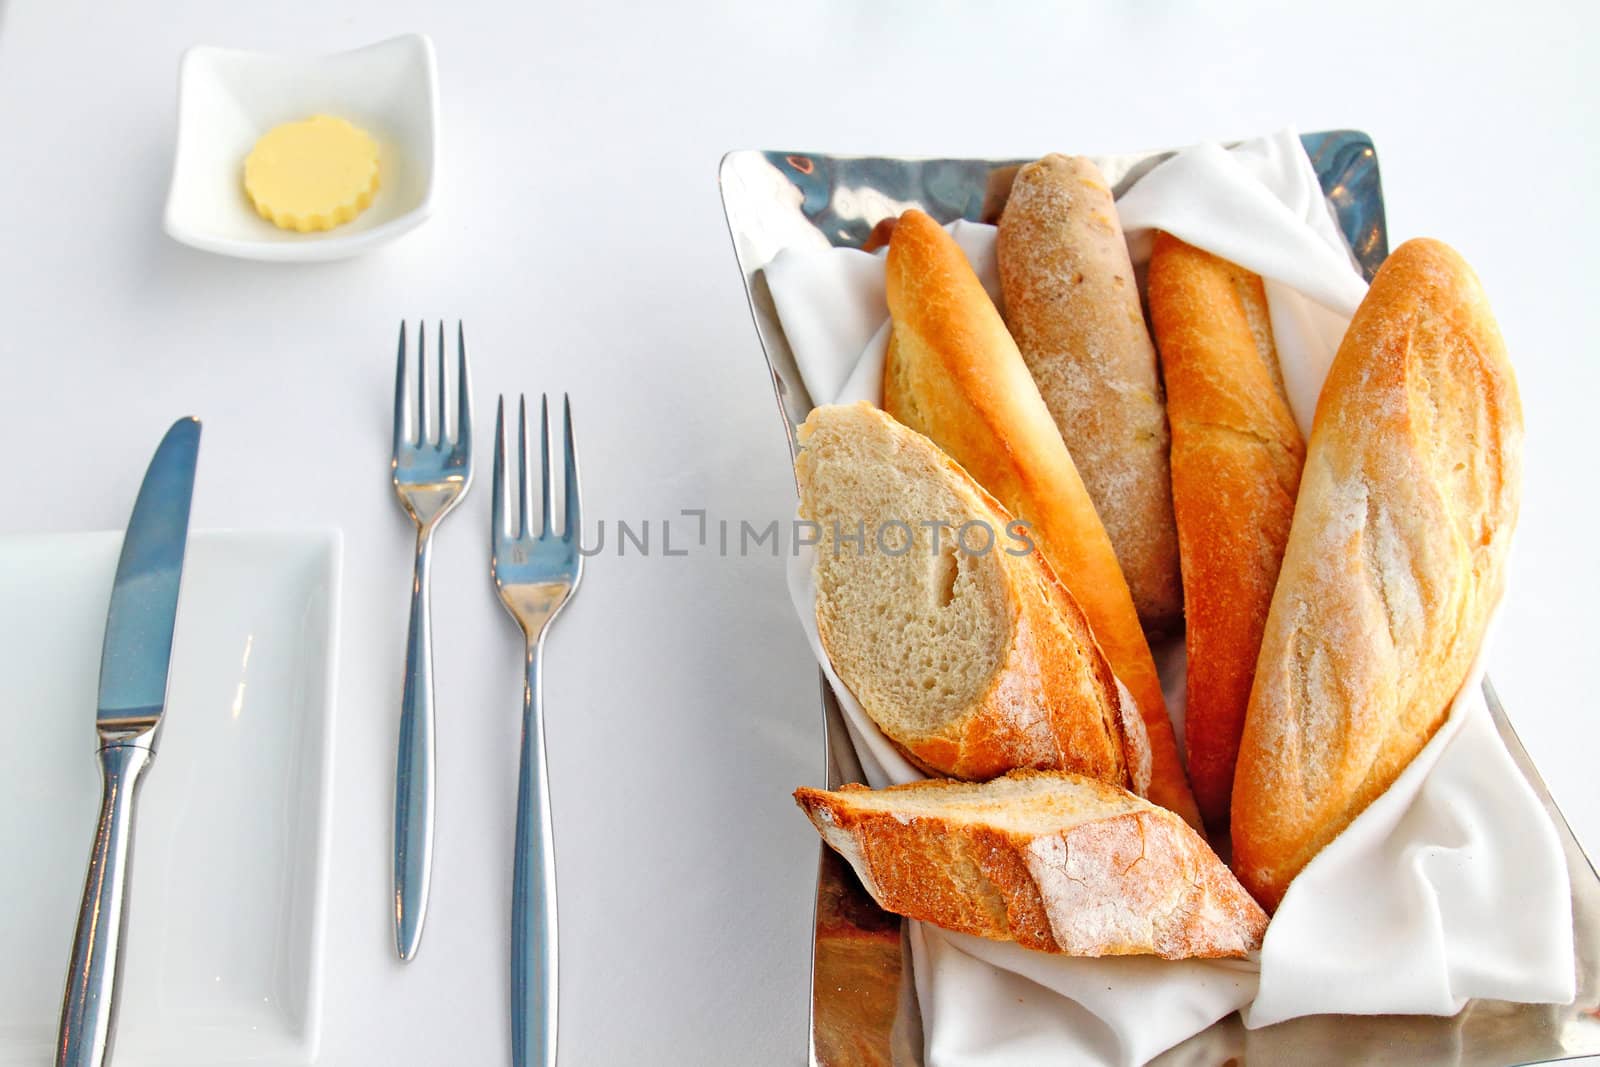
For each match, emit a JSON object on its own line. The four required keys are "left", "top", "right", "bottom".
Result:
{"left": 768, "top": 128, "right": 1575, "bottom": 1066}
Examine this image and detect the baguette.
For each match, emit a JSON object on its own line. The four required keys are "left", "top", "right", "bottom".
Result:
{"left": 998, "top": 155, "right": 1183, "bottom": 630}
{"left": 795, "top": 771, "right": 1268, "bottom": 958}
{"left": 881, "top": 209, "right": 1202, "bottom": 829}
{"left": 1147, "top": 233, "right": 1307, "bottom": 830}
{"left": 797, "top": 402, "right": 1150, "bottom": 790}
{"left": 860, "top": 217, "right": 897, "bottom": 253}
{"left": 1231, "top": 238, "right": 1523, "bottom": 909}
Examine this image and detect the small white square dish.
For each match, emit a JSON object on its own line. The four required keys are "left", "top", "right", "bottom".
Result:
{"left": 164, "top": 34, "right": 438, "bottom": 262}
{"left": 0, "top": 530, "right": 341, "bottom": 1067}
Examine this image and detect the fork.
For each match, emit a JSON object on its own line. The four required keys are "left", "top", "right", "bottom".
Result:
{"left": 391, "top": 321, "right": 473, "bottom": 962}
{"left": 492, "top": 394, "right": 583, "bottom": 1067}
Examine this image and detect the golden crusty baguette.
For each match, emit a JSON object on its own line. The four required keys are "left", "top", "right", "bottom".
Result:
{"left": 798, "top": 402, "right": 1151, "bottom": 790}
{"left": 998, "top": 155, "right": 1183, "bottom": 630}
{"left": 860, "top": 217, "right": 897, "bottom": 254}
{"left": 1147, "top": 233, "right": 1307, "bottom": 830}
{"left": 795, "top": 771, "right": 1268, "bottom": 958}
{"left": 1231, "top": 238, "right": 1523, "bottom": 910}
{"left": 881, "top": 209, "right": 1202, "bottom": 830}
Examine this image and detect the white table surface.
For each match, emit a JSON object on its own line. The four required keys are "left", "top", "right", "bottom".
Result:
{"left": 1, "top": 1, "right": 1594, "bottom": 1064}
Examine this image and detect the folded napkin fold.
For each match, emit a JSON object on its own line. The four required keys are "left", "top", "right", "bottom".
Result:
{"left": 768, "top": 128, "right": 1574, "bottom": 1066}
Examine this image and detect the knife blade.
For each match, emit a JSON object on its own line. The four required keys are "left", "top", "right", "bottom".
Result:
{"left": 95, "top": 416, "right": 201, "bottom": 739}
{"left": 57, "top": 416, "right": 201, "bottom": 1067}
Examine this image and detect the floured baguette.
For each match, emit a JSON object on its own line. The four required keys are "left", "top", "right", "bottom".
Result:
{"left": 1147, "top": 233, "right": 1307, "bottom": 830}
{"left": 1231, "top": 239, "right": 1523, "bottom": 910}
{"left": 795, "top": 771, "right": 1268, "bottom": 958}
{"left": 881, "top": 209, "right": 1202, "bottom": 829}
{"left": 998, "top": 155, "right": 1183, "bottom": 630}
{"left": 797, "top": 402, "right": 1150, "bottom": 790}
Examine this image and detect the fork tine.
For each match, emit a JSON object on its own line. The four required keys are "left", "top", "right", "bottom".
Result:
{"left": 539, "top": 395, "right": 553, "bottom": 538}
{"left": 517, "top": 395, "right": 533, "bottom": 539}
{"left": 393, "top": 321, "right": 410, "bottom": 452}
{"left": 416, "top": 320, "right": 430, "bottom": 446}
{"left": 436, "top": 321, "right": 448, "bottom": 444}
{"left": 492, "top": 395, "right": 507, "bottom": 540}
{"left": 562, "top": 394, "right": 579, "bottom": 541}
{"left": 455, "top": 322, "right": 471, "bottom": 448}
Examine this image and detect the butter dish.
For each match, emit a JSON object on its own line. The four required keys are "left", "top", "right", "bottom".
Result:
{"left": 163, "top": 34, "right": 438, "bottom": 262}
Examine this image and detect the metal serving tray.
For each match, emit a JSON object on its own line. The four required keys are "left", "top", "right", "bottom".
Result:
{"left": 718, "top": 132, "right": 1600, "bottom": 1066}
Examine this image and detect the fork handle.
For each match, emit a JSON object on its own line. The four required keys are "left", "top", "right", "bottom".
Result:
{"left": 512, "top": 635, "right": 558, "bottom": 1067}
{"left": 394, "top": 527, "right": 438, "bottom": 961}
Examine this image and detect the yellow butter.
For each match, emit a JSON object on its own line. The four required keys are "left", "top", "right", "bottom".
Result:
{"left": 244, "top": 115, "right": 380, "bottom": 233}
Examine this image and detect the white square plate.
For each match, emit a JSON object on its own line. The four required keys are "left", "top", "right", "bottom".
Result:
{"left": 0, "top": 530, "right": 341, "bottom": 1066}
{"left": 164, "top": 34, "right": 437, "bottom": 261}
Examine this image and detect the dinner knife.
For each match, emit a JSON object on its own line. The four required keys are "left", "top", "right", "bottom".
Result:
{"left": 56, "top": 416, "right": 201, "bottom": 1067}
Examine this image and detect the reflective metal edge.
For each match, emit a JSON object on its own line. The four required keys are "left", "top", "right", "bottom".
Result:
{"left": 716, "top": 133, "right": 1599, "bottom": 1066}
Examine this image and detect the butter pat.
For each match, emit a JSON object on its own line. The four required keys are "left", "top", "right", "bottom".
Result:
{"left": 244, "top": 115, "right": 380, "bottom": 232}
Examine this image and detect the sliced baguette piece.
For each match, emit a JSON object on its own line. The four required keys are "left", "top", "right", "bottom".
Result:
{"left": 1147, "top": 233, "right": 1307, "bottom": 831}
{"left": 1231, "top": 239, "right": 1523, "bottom": 910}
{"left": 795, "top": 771, "right": 1268, "bottom": 959}
{"left": 797, "top": 402, "right": 1150, "bottom": 791}
{"left": 881, "top": 209, "right": 1202, "bottom": 830}
{"left": 998, "top": 154, "right": 1183, "bottom": 630}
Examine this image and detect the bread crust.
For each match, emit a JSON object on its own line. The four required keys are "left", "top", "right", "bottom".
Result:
{"left": 798, "top": 403, "right": 1147, "bottom": 791}
{"left": 795, "top": 771, "right": 1267, "bottom": 959}
{"left": 1147, "top": 233, "right": 1307, "bottom": 830}
{"left": 882, "top": 209, "right": 1202, "bottom": 829}
{"left": 1230, "top": 238, "right": 1523, "bottom": 910}
{"left": 998, "top": 155, "right": 1183, "bottom": 630}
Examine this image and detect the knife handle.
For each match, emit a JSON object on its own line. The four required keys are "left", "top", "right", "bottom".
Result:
{"left": 394, "top": 527, "right": 437, "bottom": 960}
{"left": 512, "top": 636, "right": 558, "bottom": 1067}
{"left": 57, "top": 741, "right": 152, "bottom": 1067}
